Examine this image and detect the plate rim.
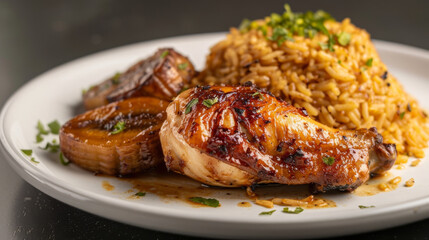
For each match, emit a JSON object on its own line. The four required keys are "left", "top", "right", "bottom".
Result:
{"left": 1, "top": 32, "right": 429, "bottom": 237}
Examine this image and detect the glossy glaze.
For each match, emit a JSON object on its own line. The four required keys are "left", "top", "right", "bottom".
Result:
{"left": 60, "top": 97, "right": 168, "bottom": 175}
{"left": 83, "top": 48, "right": 195, "bottom": 109}
{"left": 161, "top": 86, "right": 397, "bottom": 192}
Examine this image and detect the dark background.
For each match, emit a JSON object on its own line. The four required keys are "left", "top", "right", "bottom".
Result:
{"left": 0, "top": 0, "right": 428, "bottom": 239}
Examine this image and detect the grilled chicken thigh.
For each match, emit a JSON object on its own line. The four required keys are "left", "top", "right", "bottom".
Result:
{"left": 160, "top": 86, "right": 396, "bottom": 192}
{"left": 83, "top": 48, "right": 196, "bottom": 110}
{"left": 60, "top": 97, "right": 168, "bottom": 175}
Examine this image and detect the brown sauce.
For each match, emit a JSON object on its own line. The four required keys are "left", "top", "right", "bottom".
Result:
{"left": 353, "top": 172, "right": 401, "bottom": 196}
{"left": 102, "top": 180, "right": 114, "bottom": 191}
{"left": 237, "top": 201, "right": 252, "bottom": 207}
{"left": 103, "top": 168, "right": 336, "bottom": 208}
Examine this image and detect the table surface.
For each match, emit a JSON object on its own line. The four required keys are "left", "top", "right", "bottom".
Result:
{"left": 1, "top": 0, "right": 428, "bottom": 239}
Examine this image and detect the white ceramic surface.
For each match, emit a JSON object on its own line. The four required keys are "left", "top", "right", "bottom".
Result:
{"left": 1, "top": 33, "right": 429, "bottom": 239}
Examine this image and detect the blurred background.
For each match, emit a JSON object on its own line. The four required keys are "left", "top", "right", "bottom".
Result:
{"left": 0, "top": 0, "right": 428, "bottom": 239}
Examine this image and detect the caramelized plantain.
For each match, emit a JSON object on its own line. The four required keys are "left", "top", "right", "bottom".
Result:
{"left": 60, "top": 97, "right": 168, "bottom": 175}
{"left": 83, "top": 48, "right": 196, "bottom": 110}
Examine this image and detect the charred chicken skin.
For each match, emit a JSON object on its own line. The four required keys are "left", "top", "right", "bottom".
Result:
{"left": 60, "top": 97, "right": 168, "bottom": 175}
{"left": 83, "top": 48, "right": 196, "bottom": 110}
{"left": 160, "top": 86, "right": 397, "bottom": 192}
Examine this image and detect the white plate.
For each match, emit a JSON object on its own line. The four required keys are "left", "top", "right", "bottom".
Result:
{"left": 1, "top": 33, "right": 429, "bottom": 239}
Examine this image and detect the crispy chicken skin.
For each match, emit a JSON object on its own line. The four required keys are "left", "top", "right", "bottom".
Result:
{"left": 160, "top": 86, "right": 396, "bottom": 192}
{"left": 83, "top": 48, "right": 196, "bottom": 110}
{"left": 60, "top": 97, "right": 168, "bottom": 175}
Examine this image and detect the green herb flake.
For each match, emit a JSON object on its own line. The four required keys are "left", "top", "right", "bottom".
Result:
{"left": 257, "top": 25, "right": 268, "bottom": 36}
{"left": 399, "top": 112, "right": 405, "bottom": 119}
{"left": 185, "top": 98, "right": 199, "bottom": 114}
{"left": 269, "top": 27, "right": 291, "bottom": 46}
{"left": 358, "top": 205, "right": 375, "bottom": 209}
{"left": 360, "top": 67, "right": 367, "bottom": 72}
{"left": 189, "top": 197, "right": 220, "bottom": 207}
{"left": 135, "top": 192, "right": 146, "bottom": 197}
{"left": 111, "top": 72, "right": 121, "bottom": 85}
{"left": 30, "top": 157, "right": 40, "bottom": 164}
{"left": 37, "top": 121, "right": 49, "bottom": 135}
{"left": 178, "top": 63, "right": 188, "bottom": 70}
{"left": 259, "top": 210, "right": 276, "bottom": 215}
{"left": 283, "top": 207, "right": 304, "bottom": 214}
{"left": 319, "top": 42, "right": 328, "bottom": 50}
{"left": 59, "top": 152, "right": 70, "bottom": 166}
{"left": 21, "top": 149, "right": 33, "bottom": 156}
{"left": 322, "top": 156, "right": 335, "bottom": 166}
{"left": 365, "top": 58, "right": 373, "bottom": 67}
{"left": 82, "top": 85, "right": 95, "bottom": 95}
{"left": 110, "top": 121, "right": 126, "bottom": 135}
{"left": 160, "top": 50, "right": 169, "bottom": 58}
{"left": 238, "top": 18, "right": 251, "bottom": 33}
{"left": 327, "top": 34, "right": 335, "bottom": 52}
{"left": 337, "top": 32, "right": 351, "bottom": 46}
{"left": 202, "top": 97, "right": 218, "bottom": 108}
{"left": 36, "top": 133, "right": 44, "bottom": 143}
{"left": 252, "top": 91, "right": 264, "bottom": 100}
{"left": 47, "top": 120, "right": 61, "bottom": 134}
{"left": 240, "top": 4, "right": 335, "bottom": 46}
{"left": 40, "top": 142, "right": 60, "bottom": 153}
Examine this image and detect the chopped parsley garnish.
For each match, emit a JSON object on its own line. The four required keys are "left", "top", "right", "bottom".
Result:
{"left": 40, "top": 142, "right": 60, "bottom": 153}
{"left": 21, "top": 149, "right": 33, "bottom": 156}
{"left": 365, "top": 58, "right": 373, "bottom": 67}
{"left": 33, "top": 120, "right": 68, "bottom": 166}
{"left": 36, "top": 120, "right": 61, "bottom": 141}
{"left": 239, "top": 4, "right": 336, "bottom": 47}
{"left": 185, "top": 98, "right": 199, "bottom": 114}
{"left": 82, "top": 85, "right": 95, "bottom": 95}
{"left": 399, "top": 112, "right": 405, "bottom": 119}
{"left": 111, "top": 72, "right": 121, "bottom": 85}
{"left": 202, "top": 97, "right": 218, "bottom": 108}
{"left": 283, "top": 207, "right": 304, "bottom": 214}
{"left": 319, "top": 35, "right": 335, "bottom": 52}
{"left": 327, "top": 34, "right": 335, "bottom": 51}
{"left": 110, "top": 121, "right": 126, "bottom": 135}
{"left": 160, "top": 50, "right": 169, "bottom": 58}
{"left": 135, "top": 192, "right": 146, "bottom": 197}
{"left": 189, "top": 197, "right": 220, "bottom": 207}
{"left": 259, "top": 210, "right": 276, "bottom": 215}
{"left": 269, "top": 27, "right": 292, "bottom": 46}
{"left": 360, "top": 67, "right": 367, "bottom": 72}
{"left": 252, "top": 91, "right": 264, "bottom": 100}
{"left": 239, "top": 18, "right": 252, "bottom": 33}
{"left": 36, "top": 134, "right": 44, "bottom": 142}
{"left": 47, "top": 120, "right": 61, "bottom": 135}
{"left": 59, "top": 152, "right": 70, "bottom": 166}
{"left": 178, "top": 63, "right": 188, "bottom": 70}
{"left": 319, "top": 42, "right": 328, "bottom": 50}
{"left": 37, "top": 121, "right": 49, "bottom": 135}
{"left": 358, "top": 205, "right": 375, "bottom": 209}
{"left": 322, "top": 156, "right": 335, "bottom": 166}
{"left": 337, "top": 32, "right": 351, "bottom": 46}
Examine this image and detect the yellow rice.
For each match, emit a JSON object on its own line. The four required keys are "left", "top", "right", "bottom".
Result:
{"left": 193, "top": 18, "right": 429, "bottom": 158}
